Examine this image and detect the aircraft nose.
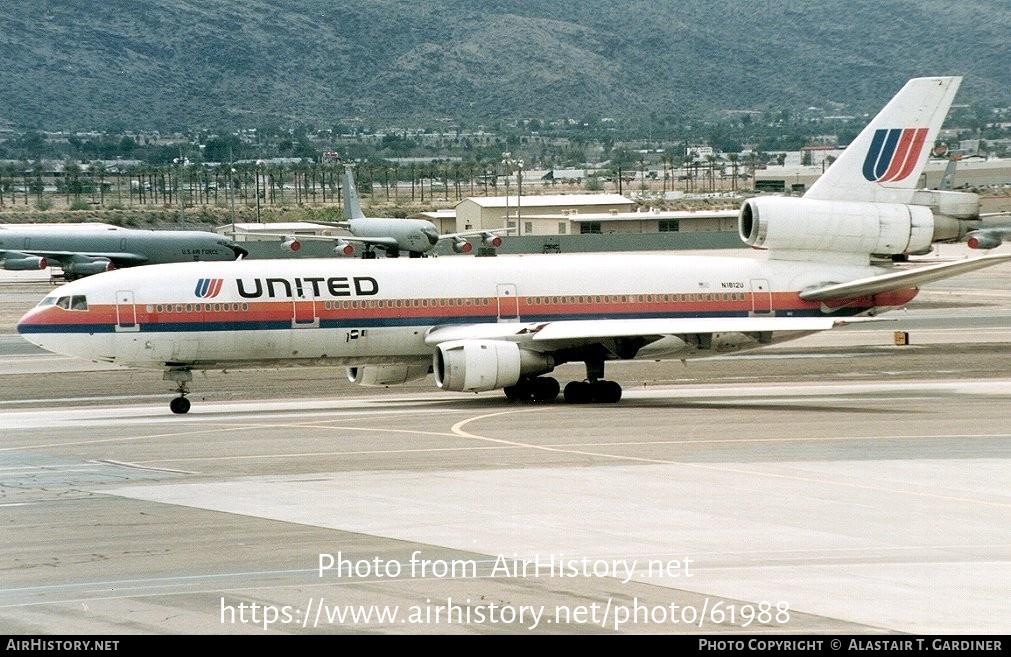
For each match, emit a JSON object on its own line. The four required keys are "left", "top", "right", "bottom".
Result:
{"left": 223, "top": 240, "right": 249, "bottom": 259}
{"left": 16, "top": 307, "right": 48, "bottom": 349}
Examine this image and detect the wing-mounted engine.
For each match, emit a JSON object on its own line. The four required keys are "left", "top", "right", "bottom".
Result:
{"left": 3, "top": 253, "right": 47, "bottom": 271}
{"left": 738, "top": 196, "right": 960, "bottom": 261}
{"left": 482, "top": 233, "right": 503, "bottom": 249}
{"left": 63, "top": 256, "right": 114, "bottom": 279}
{"left": 281, "top": 236, "right": 301, "bottom": 252}
{"left": 334, "top": 239, "right": 354, "bottom": 256}
{"left": 433, "top": 340, "right": 554, "bottom": 392}
{"left": 346, "top": 362, "right": 430, "bottom": 386}
{"left": 966, "top": 231, "right": 1004, "bottom": 250}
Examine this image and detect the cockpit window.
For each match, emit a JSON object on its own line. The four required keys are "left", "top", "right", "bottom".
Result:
{"left": 37, "top": 296, "right": 57, "bottom": 308}
{"left": 54, "top": 295, "right": 88, "bottom": 311}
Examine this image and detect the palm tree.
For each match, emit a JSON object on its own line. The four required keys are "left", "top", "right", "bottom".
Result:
{"left": 63, "top": 162, "right": 83, "bottom": 205}
{"left": 90, "top": 161, "right": 107, "bottom": 206}
{"left": 32, "top": 161, "right": 45, "bottom": 205}
{"left": 0, "top": 162, "right": 17, "bottom": 206}
{"left": 727, "top": 153, "right": 739, "bottom": 192}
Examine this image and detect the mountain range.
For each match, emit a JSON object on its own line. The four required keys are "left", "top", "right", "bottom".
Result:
{"left": 2, "top": 0, "right": 1008, "bottom": 132}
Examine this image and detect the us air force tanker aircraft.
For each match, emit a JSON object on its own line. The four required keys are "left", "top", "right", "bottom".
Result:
{"left": 18, "top": 76, "right": 1011, "bottom": 413}
{"left": 0, "top": 223, "right": 248, "bottom": 280}
{"left": 277, "top": 169, "right": 510, "bottom": 258}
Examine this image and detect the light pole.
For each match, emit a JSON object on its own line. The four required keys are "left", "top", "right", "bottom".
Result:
{"left": 501, "top": 153, "right": 523, "bottom": 236}
{"left": 255, "top": 160, "right": 264, "bottom": 223}
{"left": 172, "top": 156, "right": 190, "bottom": 227}
{"left": 516, "top": 159, "right": 524, "bottom": 237}
{"left": 229, "top": 167, "right": 237, "bottom": 224}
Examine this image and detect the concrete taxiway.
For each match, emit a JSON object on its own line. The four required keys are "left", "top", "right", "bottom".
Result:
{"left": 0, "top": 247, "right": 1009, "bottom": 634}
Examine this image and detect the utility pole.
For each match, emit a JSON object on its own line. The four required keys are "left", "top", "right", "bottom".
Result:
{"left": 173, "top": 156, "right": 189, "bottom": 228}
{"left": 255, "top": 160, "right": 264, "bottom": 223}
{"left": 501, "top": 153, "right": 523, "bottom": 236}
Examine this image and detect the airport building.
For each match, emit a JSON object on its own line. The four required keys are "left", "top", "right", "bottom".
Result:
{"left": 453, "top": 194, "right": 737, "bottom": 237}
{"left": 754, "top": 157, "right": 1011, "bottom": 193}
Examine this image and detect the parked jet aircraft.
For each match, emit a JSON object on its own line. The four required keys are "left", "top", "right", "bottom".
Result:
{"left": 277, "top": 169, "right": 510, "bottom": 258}
{"left": 932, "top": 155, "right": 1011, "bottom": 250}
{"left": 18, "top": 76, "right": 1010, "bottom": 414}
{"left": 966, "top": 222, "right": 1011, "bottom": 249}
{"left": 0, "top": 223, "right": 248, "bottom": 280}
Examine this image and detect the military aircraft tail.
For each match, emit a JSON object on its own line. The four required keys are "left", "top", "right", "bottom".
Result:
{"left": 342, "top": 168, "right": 366, "bottom": 220}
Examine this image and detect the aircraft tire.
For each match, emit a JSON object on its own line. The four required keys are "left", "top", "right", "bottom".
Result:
{"left": 505, "top": 377, "right": 560, "bottom": 402}
{"left": 563, "top": 380, "right": 622, "bottom": 404}
{"left": 564, "top": 380, "right": 591, "bottom": 404}
{"left": 532, "top": 376, "right": 560, "bottom": 402}
{"left": 170, "top": 397, "right": 191, "bottom": 415}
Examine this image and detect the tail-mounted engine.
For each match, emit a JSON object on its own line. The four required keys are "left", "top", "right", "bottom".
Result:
{"left": 739, "top": 196, "right": 961, "bottom": 258}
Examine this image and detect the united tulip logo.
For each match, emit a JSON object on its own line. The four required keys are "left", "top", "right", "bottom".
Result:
{"left": 194, "top": 278, "right": 224, "bottom": 298}
{"left": 862, "top": 127, "right": 928, "bottom": 182}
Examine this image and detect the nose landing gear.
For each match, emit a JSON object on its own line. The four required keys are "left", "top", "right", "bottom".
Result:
{"left": 164, "top": 368, "right": 193, "bottom": 414}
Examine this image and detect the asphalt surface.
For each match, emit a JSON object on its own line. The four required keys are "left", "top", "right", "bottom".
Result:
{"left": 1, "top": 247, "right": 1009, "bottom": 635}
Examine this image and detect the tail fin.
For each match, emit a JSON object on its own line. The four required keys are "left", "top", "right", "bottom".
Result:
{"left": 804, "top": 76, "right": 961, "bottom": 204}
{"left": 937, "top": 156, "right": 959, "bottom": 191}
{"left": 342, "top": 167, "right": 366, "bottom": 220}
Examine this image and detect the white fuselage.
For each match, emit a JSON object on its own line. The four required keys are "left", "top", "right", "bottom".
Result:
{"left": 17, "top": 252, "right": 896, "bottom": 370}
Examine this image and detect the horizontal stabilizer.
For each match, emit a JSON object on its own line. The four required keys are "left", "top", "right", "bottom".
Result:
{"left": 800, "top": 254, "right": 1011, "bottom": 301}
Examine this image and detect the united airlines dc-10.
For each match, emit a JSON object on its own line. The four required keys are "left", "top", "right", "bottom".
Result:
{"left": 17, "top": 76, "right": 1010, "bottom": 413}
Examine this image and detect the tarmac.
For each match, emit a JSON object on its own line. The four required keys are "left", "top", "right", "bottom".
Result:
{"left": 1, "top": 244, "right": 1009, "bottom": 635}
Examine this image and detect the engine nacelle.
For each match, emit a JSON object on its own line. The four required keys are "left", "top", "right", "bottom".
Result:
{"left": 334, "top": 240, "right": 354, "bottom": 256}
{"left": 966, "top": 231, "right": 1003, "bottom": 250}
{"left": 909, "top": 189, "right": 980, "bottom": 220}
{"left": 433, "top": 340, "right": 554, "bottom": 392}
{"left": 281, "top": 237, "right": 301, "bottom": 252}
{"left": 452, "top": 238, "right": 473, "bottom": 254}
{"left": 3, "top": 254, "right": 47, "bottom": 271}
{"left": 482, "top": 233, "right": 503, "bottom": 248}
{"left": 63, "top": 258, "right": 114, "bottom": 277}
{"left": 739, "top": 196, "right": 938, "bottom": 257}
{"left": 346, "top": 363, "right": 430, "bottom": 386}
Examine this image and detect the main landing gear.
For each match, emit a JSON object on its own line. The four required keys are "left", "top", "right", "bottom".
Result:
{"left": 562, "top": 379, "right": 622, "bottom": 404}
{"left": 164, "top": 368, "right": 193, "bottom": 414}
{"left": 561, "top": 357, "right": 623, "bottom": 403}
{"left": 504, "top": 359, "right": 624, "bottom": 404}
{"left": 504, "top": 376, "right": 560, "bottom": 402}
{"left": 503, "top": 376, "right": 623, "bottom": 403}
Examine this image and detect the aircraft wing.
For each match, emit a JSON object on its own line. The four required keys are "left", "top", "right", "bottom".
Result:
{"left": 306, "top": 220, "right": 511, "bottom": 241}
{"left": 293, "top": 221, "right": 402, "bottom": 249}
{"left": 425, "top": 316, "right": 878, "bottom": 348}
{"left": 439, "top": 227, "right": 513, "bottom": 243}
{"left": 799, "top": 253, "right": 1011, "bottom": 301}
{"left": 1, "top": 248, "right": 147, "bottom": 266}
